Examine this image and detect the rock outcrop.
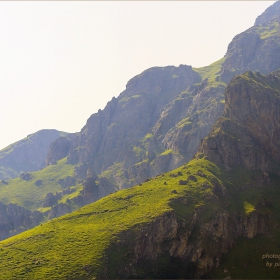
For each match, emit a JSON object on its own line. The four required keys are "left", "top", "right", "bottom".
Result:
{"left": 72, "top": 167, "right": 117, "bottom": 207}
{"left": 47, "top": 203, "right": 72, "bottom": 219}
{"left": 255, "top": 1, "right": 280, "bottom": 26}
{"left": 45, "top": 136, "right": 72, "bottom": 165}
{"left": 100, "top": 69, "right": 280, "bottom": 279}
{"left": 20, "top": 172, "right": 32, "bottom": 181}
{"left": 102, "top": 208, "right": 270, "bottom": 278}
{"left": 41, "top": 1, "right": 280, "bottom": 194}
{"left": 0, "top": 202, "right": 43, "bottom": 240}
{"left": 221, "top": 1, "right": 280, "bottom": 83}
{"left": 66, "top": 65, "right": 201, "bottom": 172}
{"left": 200, "top": 70, "right": 280, "bottom": 174}
{"left": 2, "top": 1, "right": 280, "bottom": 249}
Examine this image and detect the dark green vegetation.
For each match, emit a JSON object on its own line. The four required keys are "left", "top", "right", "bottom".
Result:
{"left": 211, "top": 234, "right": 280, "bottom": 279}
{"left": 0, "top": 157, "right": 280, "bottom": 279}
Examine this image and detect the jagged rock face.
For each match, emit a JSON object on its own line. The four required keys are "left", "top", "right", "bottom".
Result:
{"left": 72, "top": 176, "right": 117, "bottom": 208}
{"left": 0, "top": 129, "right": 68, "bottom": 180}
{"left": 66, "top": 65, "right": 200, "bottom": 174}
{"left": 48, "top": 203, "right": 71, "bottom": 220}
{"left": 255, "top": 1, "right": 280, "bottom": 26}
{"left": 64, "top": 1, "right": 280, "bottom": 190}
{"left": 57, "top": 176, "right": 76, "bottom": 188}
{"left": 120, "top": 80, "right": 225, "bottom": 187}
{"left": 44, "top": 2, "right": 280, "bottom": 191}
{"left": 42, "top": 192, "right": 58, "bottom": 207}
{"left": 159, "top": 82, "right": 225, "bottom": 156}
{"left": 45, "top": 136, "right": 72, "bottom": 165}
{"left": 200, "top": 70, "right": 280, "bottom": 174}
{"left": 221, "top": 2, "right": 280, "bottom": 83}
{"left": 0, "top": 202, "right": 43, "bottom": 240}
{"left": 102, "top": 209, "right": 270, "bottom": 278}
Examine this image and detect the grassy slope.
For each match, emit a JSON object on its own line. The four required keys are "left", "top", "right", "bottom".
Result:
{"left": 0, "top": 158, "right": 76, "bottom": 211}
{"left": 255, "top": 20, "right": 279, "bottom": 39}
{"left": 193, "top": 57, "right": 226, "bottom": 87}
{"left": 0, "top": 157, "right": 280, "bottom": 279}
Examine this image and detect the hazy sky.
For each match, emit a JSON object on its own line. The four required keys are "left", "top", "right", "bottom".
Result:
{"left": 0, "top": 1, "right": 275, "bottom": 150}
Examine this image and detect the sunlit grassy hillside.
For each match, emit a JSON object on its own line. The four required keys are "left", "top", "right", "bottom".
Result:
{"left": 0, "top": 157, "right": 280, "bottom": 279}
{"left": 0, "top": 158, "right": 76, "bottom": 211}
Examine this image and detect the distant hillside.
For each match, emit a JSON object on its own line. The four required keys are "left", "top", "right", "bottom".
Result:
{"left": 0, "top": 129, "right": 69, "bottom": 180}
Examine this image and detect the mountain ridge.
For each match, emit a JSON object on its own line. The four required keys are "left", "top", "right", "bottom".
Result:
{"left": 1, "top": 2, "right": 280, "bottom": 279}
{"left": 0, "top": 3, "right": 279, "bottom": 278}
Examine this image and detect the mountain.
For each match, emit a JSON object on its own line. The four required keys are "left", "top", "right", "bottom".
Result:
{"left": 0, "top": 155, "right": 120, "bottom": 240}
{"left": 1, "top": 2, "right": 280, "bottom": 279}
{"left": 47, "top": 65, "right": 203, "bottom": 181}
{"left": 220, "top": 1, "right": 280, "bottom": 83}
{"left": 45, "top": 1, "right": 280, "bottom": 193}
{"left": 199, "top": 69, "right": 280, "bottom": 278}
{"left": 1, "top": 69, "right": 280, "bottom": 278}
{"left": 200, "top": 69, "right": 280, "bottom": 174}
{"left": 0, "top": 1, "right": 280, "bottom": 242}
{"left": 0, "top": 129, "right": 69, "bottom": 180}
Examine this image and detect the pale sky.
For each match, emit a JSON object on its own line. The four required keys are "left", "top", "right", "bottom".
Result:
{"left": 0, "top": 1, "right": 275, "bottom": 150}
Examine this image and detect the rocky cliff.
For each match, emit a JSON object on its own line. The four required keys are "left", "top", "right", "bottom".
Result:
{"left": 221, "top": 1, "right": 280, "bottom": 83}
{"left": 0, "top": 202, "right": 43, "bottom": 240}
{"left": 46, "top": 65, "right": 203, "bottom": 185}
{"left": 66, "top": 65, "right": 200, "bottom": 171}
{"left": 45, "top": 133, "right": 76, "bottom": 166}
{"left": 99, "top": 68, "right": 280, "bottom": 279}
{"left": 42, "top": 2, "right": 280, "bottom": 195}
{"left": 255, "top": 1, "right": 280, "bottom": 26}
{"left": 2, "top": 0, "right": 280, "bottom": 250}
{"left": 200, "top": 70, "right": 280, "bottom": 174}
{"left": 102, "top": 208, "right": 271, "bottom": 279}
{"left": 0, "top": 155, "right": 278, "bottom": 279}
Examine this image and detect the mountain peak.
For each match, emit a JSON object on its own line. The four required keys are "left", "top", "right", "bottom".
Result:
{"left": 254, "top": 1, "right": 280, "bottom": 26}
{"left": 199, "top": 69, "right": 280, "bottom": 174}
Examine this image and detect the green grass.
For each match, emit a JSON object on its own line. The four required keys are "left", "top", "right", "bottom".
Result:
{"left": 58, "top": 185, "right": 83, "bottom": 204}
{"left": 0, "top": 158, "right": 219, "bottom": 279}
{"left": 132, "top": 145, "right": 144, "bottom": 158}
{"left": 193, "top": 57, "right": 226, "bottom": 86}
{"left": 99, "top": 162, "right": 125, "bottom": 186}
{"left": 159, "top": 149, "right": 177, "bottom": 156}
{"left": 255, "top": 21, "right": 279, "bottom": 39}
{"left": 119, "top": 94, "right": 141, "bottom": 103}
{"left": 142, "top": 133, "right": 153, "bottom": 141}
{"left": 232, "top": 71, "right": 280, "bottom": 94}
{"left": 244, "top": 201, "right": 256, "bottom": 214}
{"left": 0, "top": 158, "right": 75, "bottom": 211}
{"left": 175, "top": 117, "right": 192, "bottom": 129}
{"left": 0, "top": 157, "right": 280, "bottom": 279}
